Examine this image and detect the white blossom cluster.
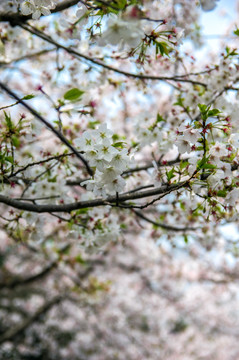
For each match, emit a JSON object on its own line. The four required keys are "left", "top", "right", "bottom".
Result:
{"left": 21, "top": 0, "right": 55, "bottom": 19}
{"left": 207, "top": 58, "right": 237, "bottom": 91}
{"left": 74, "top": 124, "right": 131, "bottom": 197}
{"left": 0, "top": 0, "right": 56, "bottom": 19}
{"left": 134, "top": 113, "right": 174, "bottom": 152}
{"left": 71, "top": 205, "right": 121, "bottom": 253}
{"left": 207, "top": 139, "right": 236, "bottom": 192}
{"left": 175, "top": 124, "right": 201, "bottom": 154}
{"left": 175, "top": 121, "right": 239, "bottom": 207}
{"left": 99, "top": 14, "right": 144, "bottom": 48}
{"left": 2, "top": 0, "right": 56, "bottom": 19}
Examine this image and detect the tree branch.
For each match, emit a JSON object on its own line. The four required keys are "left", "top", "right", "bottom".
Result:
{"left": 0, "top": 180, "right": 188, "bottom": 213}
{"left": 133, "top": 209, "right": 198, "bottom": 231}
{"left": 0, "top": 260, "right": 58, "bottom": 289}
{"left": 11, "top": 152, "right": 77, "bottom": 178}
{"left": 18, "top": 23, "right": 206, "bottom": 87}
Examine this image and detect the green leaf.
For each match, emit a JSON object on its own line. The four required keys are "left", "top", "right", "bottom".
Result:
{"left": 22, "top": 94, "right": 35, "bottom": 100}
{"left": 88, "top": 120, "right": 100, "bottom": 129}
{"left": 180, "top": 202, "right": 186, "bottom": 210}
{"left": 49, "top": 175, "right": 57, "bottom": 182}
{"left": 63, "top": 88, "right": 84, "bottom": 101}
{"left": 180, "top": 161, "right": 188, "bottom": 170}
{"left": 166, "top": 167, "right": 175, "bottom": 181}
{"left": 75, "top": 208, "right": 89, "bottom": 215}
{"left": 208, "top": 108, "right": 221, "bottom": 117}
{"left": 115, "top": 0, "right": 127, "bottom": 9}
{"left": 5, "top": 156, "right": 14, "bottom": 164}
{"left": 4, "top": 111, "right": 13, "bottom": 130}
{"left": 75, "top": 254, "right": 87, "bottom": 265}
{"left": 198, "top": 104, "right": 220, "bottom": 120}
{"left": 225, "top": 46, "right": 238, "bottom": 57}
{"left": 58, "top": 99, "right": 65, "bottom": 107}
{"left": 183, "top": 234, "right": 188, "bottom": 244}
{"left": 0, "top": 154, "right": 5, "bottom": 163}
{"left": 200, "top": 163, "right": 217, "bottom": 170}
{"left": 174, "top": 97, "right": 184, "bottom": 107}
{"left": 95, "top": 0, "right": 126, "bottom": 13}
{"left": 198, "top": 103, "right": 209, "bottom": 114}
{"left": 112, "top": 141, "right": 126, "bottom": 148}
{"left": 12, "top": 136, "right": 21, "bottom": 147}
{"left": 197, "top": 156, "right": 208, "bottom": 169}
{"left": 217, "top": 189, "right": 227, "bottom": 197}
{"left": 112, "top": 134, "right": 121, "bottom": 141}
{"left": 156, "top": 113, "right": 165, "bottom": 123}
{"left": 155, "top": 41, "right": 171, "bottom": 57}
{"left": 234, "top": 27, "right": 239, "bottom": 36}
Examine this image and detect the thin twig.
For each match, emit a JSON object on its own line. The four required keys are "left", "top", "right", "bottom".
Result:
{"left": 133, "top": 209, "right": 198, "bottom": 231}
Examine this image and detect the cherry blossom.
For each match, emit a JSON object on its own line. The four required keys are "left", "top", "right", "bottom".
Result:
{"left": 100, "top": 15, "right": 144, "bottom": 48}
{"left": 0, "top": 0, "right": 239, "bottom": 358}
{"left": 21, "top": 0, "right": 55, "bottom": 19}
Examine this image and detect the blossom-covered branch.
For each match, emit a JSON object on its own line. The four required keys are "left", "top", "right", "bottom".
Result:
{"left": 18, "top": 23, "right": 207, "bottom": 86}
{"left": 0, "top": 181, "right": 187, "bottom": 213}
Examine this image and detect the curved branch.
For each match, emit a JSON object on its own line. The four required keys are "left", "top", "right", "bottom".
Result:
{"left": 133, "top": 209, "right": 198, "bottom": 231}
{"left": 0, "top": 261, "right": 58, "bottom": 289}
{"left": 0, "top": 181, "right": 187, "bottom": 213}
{"left": 18, "top": 23, "right": 206, "bottom": 87}
{"left": 11, "top": 152, "right": 77, "bottom": 177}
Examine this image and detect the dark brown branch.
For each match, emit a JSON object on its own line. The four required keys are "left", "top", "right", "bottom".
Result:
{"left": 0, "top": 180, "right": 188, "bottom": 213}
{"left": 0, "top": 304, "right": 29, "bottom": 318}
{"left": 122, "top": 184, "right": 155, "bottom": 194}
{"left": 18, "top": 23, "right": 206, "bottom": 87}
{"left": 0, "top": 81, "right": 93, "bottom": 176}
{"left": 133, "top": 209, "right": 198, "bottom": 231}
{"left": 11, "top": 152, "right": 76, "bottom": 177}
{"left": 113, "top": 184, "right": 181, "bottom": 209}
{"left": 0, "top": 0, "right": 81, "bottom": 23}
{"left": 0, "top": 261, "right": 58, "bottom": 289}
